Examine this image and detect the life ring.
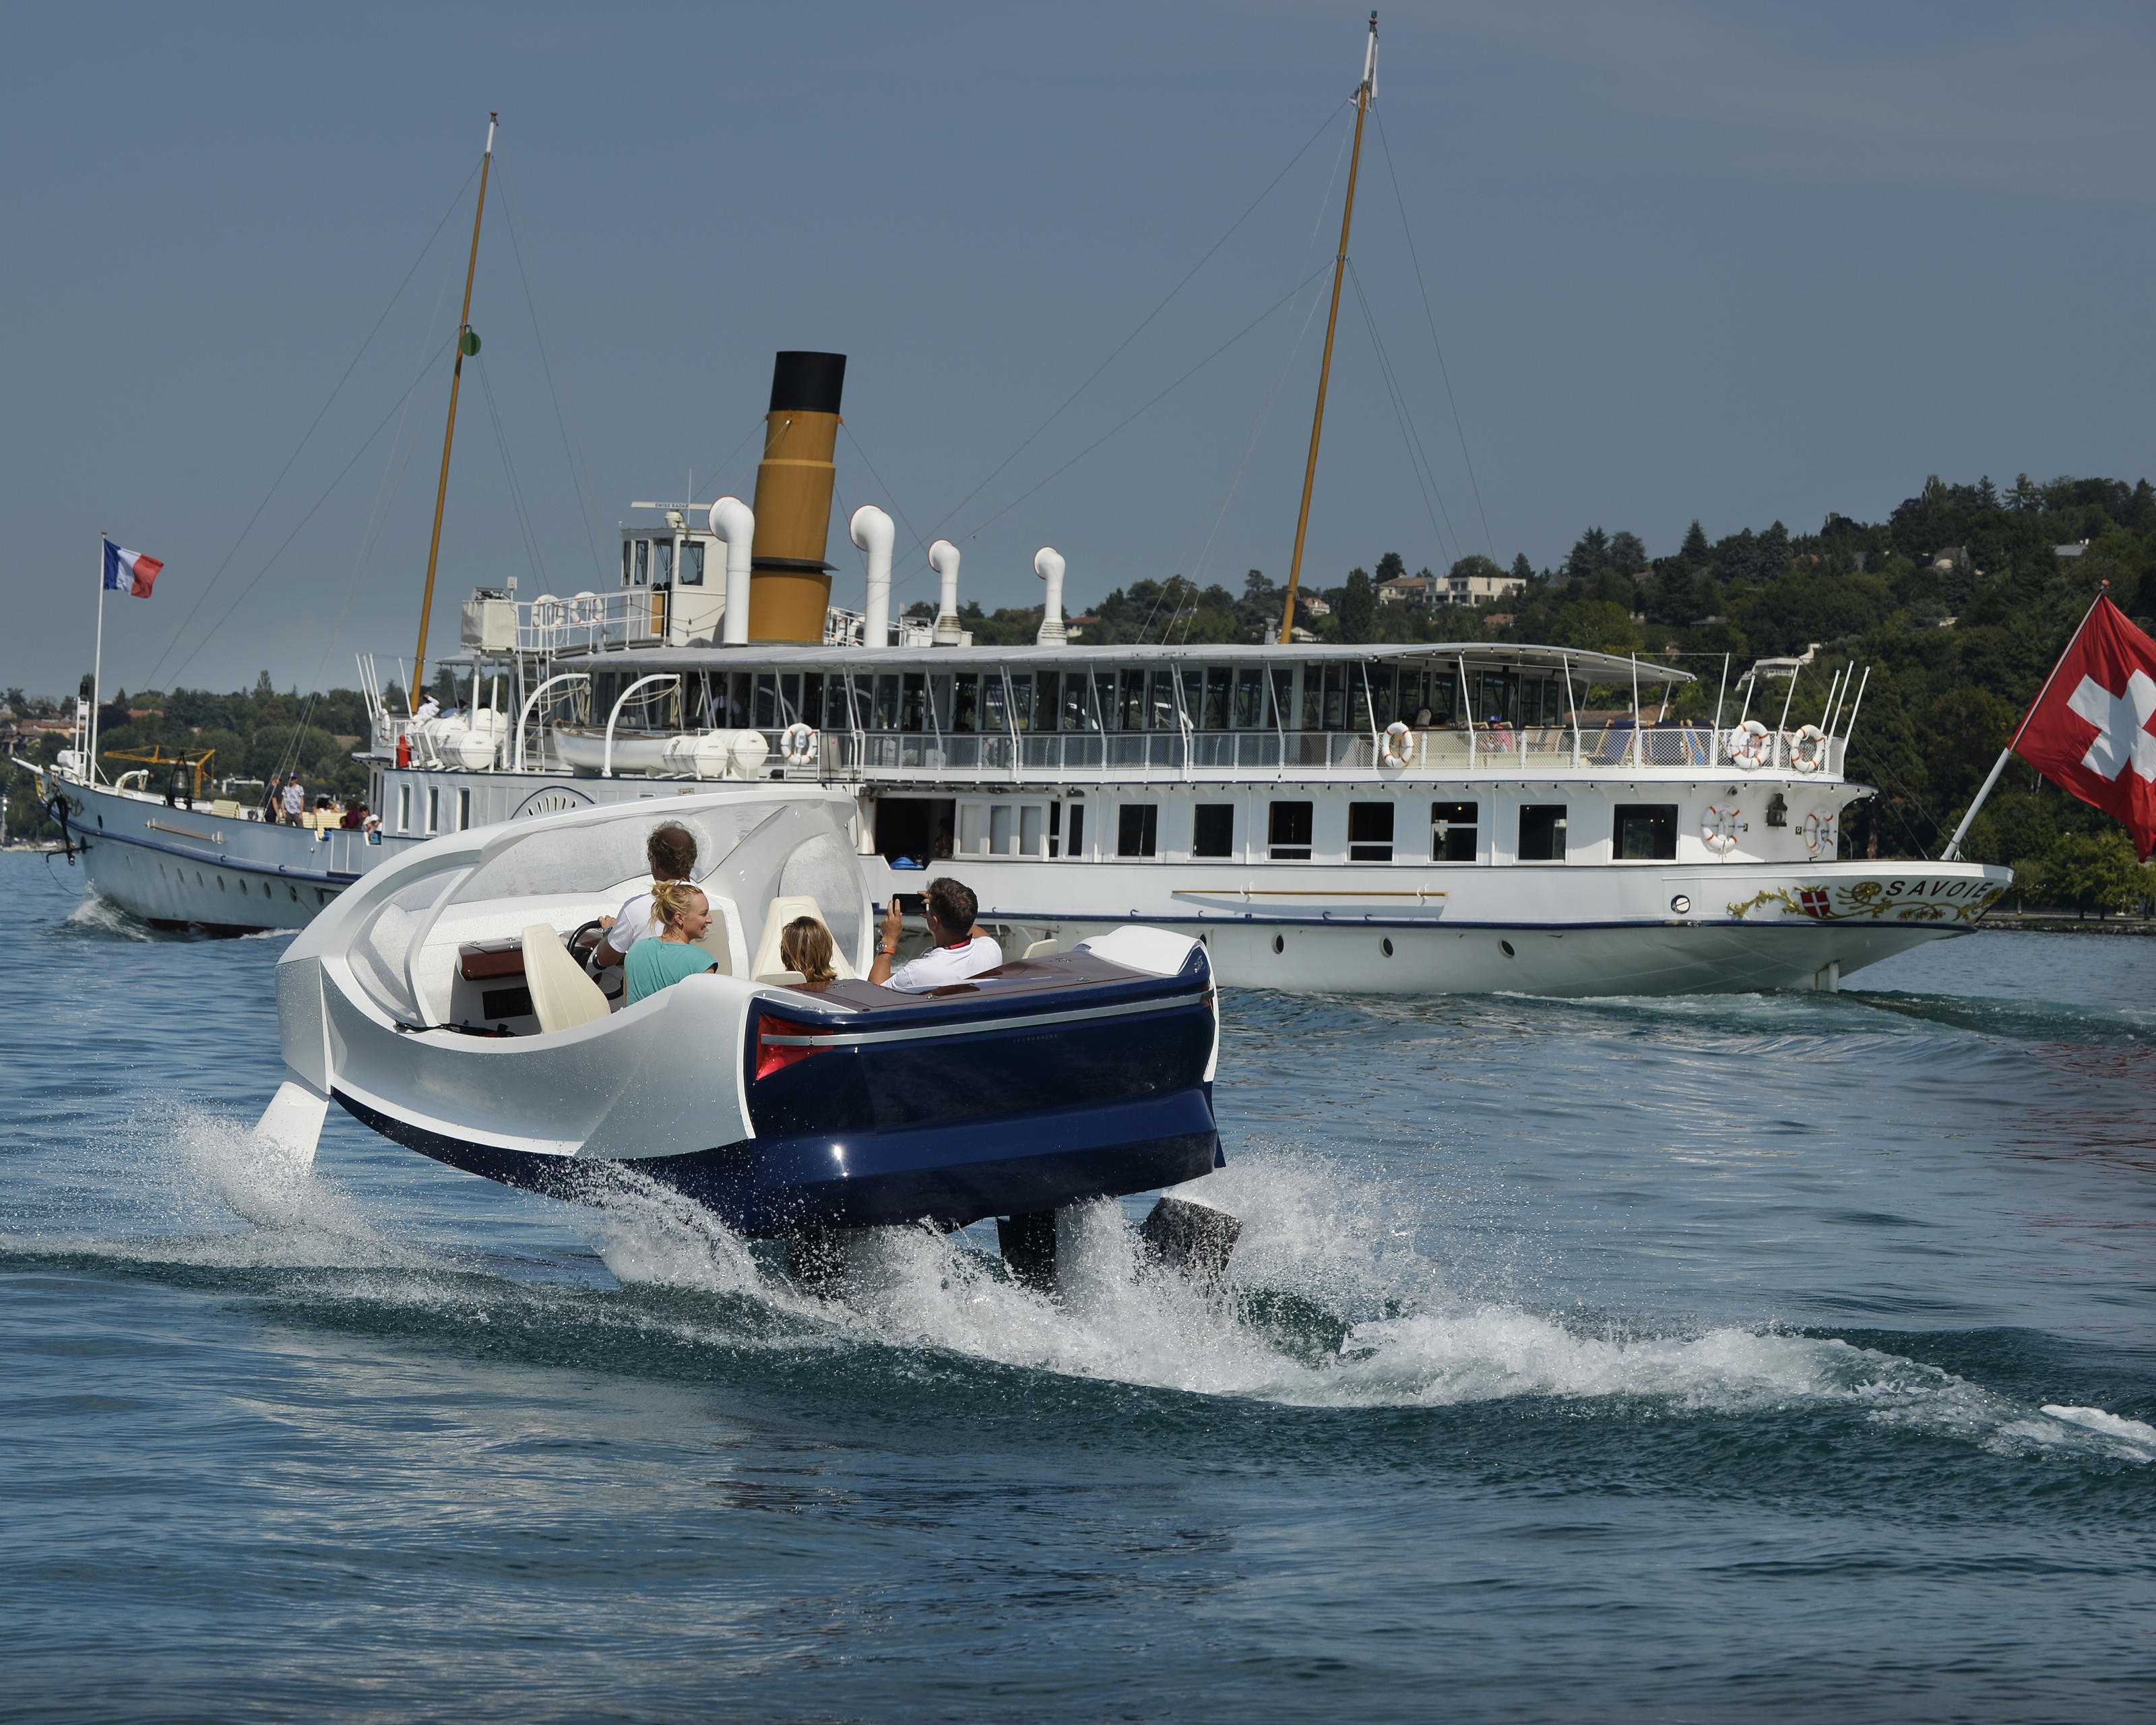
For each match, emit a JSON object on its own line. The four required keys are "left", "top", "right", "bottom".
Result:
{"left": 780, "top": 722, "right": 819, "bottom": 767}
{"left": 1701, "top": 803, "right": 1746, "bottom": 855}
{"left": 1380, "top": 720, "right": 1416, "bottom": 769}
{"left": 1725, "top": 719, "right": 1770, "bottom": 770}
{"left": 1798, "top": 808, "right": 1837, "bottom": 857}
{"left": 1788, "top": 724, "right": 1828, "bottom": 774}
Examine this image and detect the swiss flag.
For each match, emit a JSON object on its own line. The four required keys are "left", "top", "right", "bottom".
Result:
{"left": 2012, "top": 596, "right": 2156, "bottom": 860}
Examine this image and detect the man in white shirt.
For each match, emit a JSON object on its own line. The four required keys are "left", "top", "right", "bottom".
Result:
{"left": 414, "top": 694, "right": 441, "bottom": 723}
{"left": 594, "top": 821, "right": 699, "bottom": 968}
{"left": 870, "top": 877, "right": 1003, "bottom": 992}
{"left": 281, "top": 778, "right": 306, "bottom": 824}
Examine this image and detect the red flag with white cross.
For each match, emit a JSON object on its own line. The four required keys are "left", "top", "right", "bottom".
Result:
{"left": 2011, "top": 594, "right": 2156, "bottom": 860}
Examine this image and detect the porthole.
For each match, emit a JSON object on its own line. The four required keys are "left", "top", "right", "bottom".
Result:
{"left": 1500, "top": 939, "right": 1516, "bottom": 958}
{"left": 1381, "top": 937, "right": 1395, "bottom": 957}
{"left": 1272, "top": 934, "right": 1285, "bottom": 955}
{"left": 290, "top": 885, "right": 300, "bottom": 902}
{"left": 216, "top": 876, "right": 226, "bottom": 893}
{"left": 1670, "top": 893, "right": 1692, "bottom": 914}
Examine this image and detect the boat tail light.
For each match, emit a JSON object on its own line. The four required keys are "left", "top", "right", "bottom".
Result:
{"left": 753, "top": 1014, "right": 830, "bottom": 1081}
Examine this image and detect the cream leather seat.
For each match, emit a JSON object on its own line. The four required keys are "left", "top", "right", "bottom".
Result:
{"left": 749, "top": 896, "right": 856, "bottom": 984}
{"left": 1022, "top": 938, "right": 1060, "bottom": 959}
{"left": 521, "top": 922, "right": 610, "bottom": 1034}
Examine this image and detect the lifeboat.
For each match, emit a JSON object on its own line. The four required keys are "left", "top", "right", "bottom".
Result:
{"left": 255, "top": 786, "right": 1234, "bottom": 1285}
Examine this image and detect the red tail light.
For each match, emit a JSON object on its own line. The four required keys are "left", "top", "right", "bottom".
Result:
{"left": 753, "top": 1014, "right": 830, "bottom": 1081}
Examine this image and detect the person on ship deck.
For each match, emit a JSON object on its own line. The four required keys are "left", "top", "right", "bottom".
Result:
{"left": 623, "top": 881, "right": 720, "bottom": 1005}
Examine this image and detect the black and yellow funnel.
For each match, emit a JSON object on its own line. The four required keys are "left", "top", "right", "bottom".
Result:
{"left": 747, "top": 350, "right": 847, "bottom": 643}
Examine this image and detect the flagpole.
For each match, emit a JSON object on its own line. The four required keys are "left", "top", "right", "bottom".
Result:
{"left": 90, "top": 532, "right": 106, "bottom": 786}
{"left": 1938, "top": 584, "right": 2110, "bottom": 861}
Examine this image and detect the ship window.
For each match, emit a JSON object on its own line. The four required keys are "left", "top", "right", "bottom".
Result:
{"left": 1180, "top": 666, "right": 1204, "bottom": 730}
{"left": 800, "top": 674, "right": 823, "bottom": 728}
{"left": 1115, "top": 668, "right": 1143, "bottom": 731}
{"left": 1032, "top": 672, "right": 1060, "bottom": 732}
{"left": 1203, "top": 666, "right": 1231, "bottom": 730}
{"left": 1234, "top": 667, "right": 1265, "bottom": 729}
{"left": 1067, "top": 803, "right": 1085, "bottom": 858}
{"left": 633, "top": 540, "right": 649, "bottom": 586}
{"left": 621, "top": 540, "right": 633, "bottom": 586}
{"left": 899, "top": 673, "right": 926, "bottom": 733}
{"left": 679, "top": 541, "right": 705, "bottom": 586}
{"left": 426, "top": 786, "right": 441, "bottom": 834}
{"left": 1431, "top": 801, "right": 1478, "bottom": 862}
{"left": 1349, "top": 801, "right": 1395, "bottom": 862}
{"left": 1092, "top": 672, "right": 1116, "bottom": 732}
{"left": 950, "top": 673, "right": 978, "bottom": 734}
{"left": 1614, "top": 803, "right": 1678, "bottom": 860}
{"left": 1193, "top": 803, "right": 1234, "bottom": 858}
{"left": 457, "top": 788, "right": 472, "bottom": 831}
{"left": 996, "top": 675, "right": 1022, "bottom": 734}
{"left": 398, "top": 784, "right": 412, "bottom": 832}
{"left": 989, "top": 804, "right": 1014, "bottom": 855}
{"left": 1323, "top": 666, "right": 1348, "bottom": 731}
{"left": 875, "top": 674, "right": 901, "bottom": 730}
{"left": 1268, "top": 800, "right": 1312, "bottom": 860}
{"left": 1149, "top": 668, "right": 1177, "bottom": 732}
{"left": 1519, "top": 804, "right": 1567, "bottom": 862}
{"left": 1269, "top": 667, "right": 1292, "bottom": 729}
{"left": 1048, "top": 801, "right": 1063, "bottom": 858}
{"left": 1019, "top": 803, "right": 1045, "bottom": 856}
{"left": 652, "top": 540, "right": 674, "bottom": 585}
{"left": 1118, "top": 803, "right": 1158, "bottom": 858}
{"left": 958, "top": 803, "right": 982, "bottom": 854}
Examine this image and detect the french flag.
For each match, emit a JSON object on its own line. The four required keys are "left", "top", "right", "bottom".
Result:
{"left": 102, "top": 537, "right": 164, "bottom": 598}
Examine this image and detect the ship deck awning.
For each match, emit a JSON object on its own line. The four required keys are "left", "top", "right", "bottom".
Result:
{"left": 539, "top": 641, "right": 1692, "bottom": 687}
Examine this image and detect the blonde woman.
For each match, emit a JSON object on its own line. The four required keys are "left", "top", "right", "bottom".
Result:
{"left": 778, "top": 916, "right": 837, "bottom": 992}
{"left": 623, "top": 881, "right": 718, "bottom": 1005}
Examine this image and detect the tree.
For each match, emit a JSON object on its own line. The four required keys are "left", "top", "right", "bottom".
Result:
{"left": 1337, "top": 567, "right": 1375, "bottom": 642}
{"left": 1679, "top": 520, "right": 1710, "bottom": 566}
{"left": 2026, "top": 830, "right": 2145, "bottom": 918}
{"left": 253, "top": 669, "right": 275, "bottom": 699}
{"left": 1510, "top": 553, "right": 1534, "bottom": 586}
{"left": 1374, "top": 551, "right": 1407, "bottom": 586}
{"left": 1607, "top": 531, "right": 1649, "bottom": 574}
{"left": 1564, "top": 526, "right": 1610, "bottom": 582}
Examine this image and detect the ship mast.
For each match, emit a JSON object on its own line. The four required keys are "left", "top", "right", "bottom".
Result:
{"left": 1278, "top": 15, "right": 1376, "bottom": 646}
{"left": 410, "top": 112, "right": 497, "bottom": 714}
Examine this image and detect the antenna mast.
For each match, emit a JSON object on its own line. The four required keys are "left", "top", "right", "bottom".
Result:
{"left": 1279, "top": 15, "right": 1376, "bottom": 645}
{"left": 410, "top": 112, "right": 497, "bottom": 713}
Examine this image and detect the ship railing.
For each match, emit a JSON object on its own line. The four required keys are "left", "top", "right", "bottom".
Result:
{"left": 810, "top": 724, "right": 1842, "bottom": 782}
{"left": 515, "top": 590, "right": 658, "bottom": 655}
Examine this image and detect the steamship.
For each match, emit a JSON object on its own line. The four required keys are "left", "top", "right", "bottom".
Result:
{"left": 30, "top": 26, "right": 2010, "bottom": 988}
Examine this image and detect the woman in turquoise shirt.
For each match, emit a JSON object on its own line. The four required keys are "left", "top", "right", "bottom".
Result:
{"left": 624, "top": 881, "right": 720, "bottom": 1005}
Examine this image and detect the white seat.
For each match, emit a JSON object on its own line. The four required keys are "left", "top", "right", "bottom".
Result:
{"left": 749, "top": 896, "right": 857, "bottom": 981}
{"left": 1022, "top": 938, "right": 1060, "bottom": 959}
{"left": 521, "top": 922, "right": 610, "bottom": 1034}
{"left": 753, "top": 969, "right": 808, "bottom": 988}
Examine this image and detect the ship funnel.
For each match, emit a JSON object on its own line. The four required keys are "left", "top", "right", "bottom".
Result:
{"left": 707, "top": 495, "right": 755, "bottom": 646}
{"left": 928, "top": 538, "right": 963, "bottom": 646}
{"left": 1034, "top": 546, "right": 1067, "bottom": 646}
{"left": 850, "top": 505, "right": 894, "bottom": 649}
{"left": 747, "top": 350, "right": 846, "bottom": 643}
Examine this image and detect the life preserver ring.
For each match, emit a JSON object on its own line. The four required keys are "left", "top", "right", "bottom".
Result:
{"left": 780, "top": 722, "right": 819, "bottom": 767}
{"left": 1725, "top": 719, "right": 1770, "bottom": 770}
{"left": 1788, "top": 724, "right": 1828, "bottom": 774}
{"left": 1798, "top": 808, "right": 1837, "bottom": 857}
{"left": 1380, "top": 720, "right": 1416, "bottom": 769}
{"left": 1701, "top": 803, "right": 1745, "bottom": 855}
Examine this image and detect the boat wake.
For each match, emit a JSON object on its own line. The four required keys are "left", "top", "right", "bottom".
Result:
{"left": 10, "top": 1106, "right": 2151, "bottom": 1468}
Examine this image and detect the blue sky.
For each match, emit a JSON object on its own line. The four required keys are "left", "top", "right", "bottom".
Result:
{"left": 4, "top": 1, "right": 2153, "bottom": 695}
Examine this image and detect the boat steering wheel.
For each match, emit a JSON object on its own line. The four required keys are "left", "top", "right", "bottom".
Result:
{"left": 567, "top": 918, "right": 626, "bottom": 999}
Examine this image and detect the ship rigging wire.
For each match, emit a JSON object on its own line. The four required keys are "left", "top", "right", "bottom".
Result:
{"left": 1374, "top": 104, "right": 1496, "bottom": 564}
{"left": 1345, "top": 257, "right": 1462, "bottom": 570}
{"left": 136, "top": 162, "right": 482, "bottom": 693}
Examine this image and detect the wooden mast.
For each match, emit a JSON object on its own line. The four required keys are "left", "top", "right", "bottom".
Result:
{"left": 1278, "top": 15, "right": 1376, "bottom": 646}
{"left": 410, "top": 112, "right": 497, "bottom": 714}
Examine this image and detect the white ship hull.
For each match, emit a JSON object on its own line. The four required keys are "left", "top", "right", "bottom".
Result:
{"left": 41, "top": 776, "right": 418, "bottom": 933}
{"left": 947, "top": 856, "right": 2005, "bottom": 995}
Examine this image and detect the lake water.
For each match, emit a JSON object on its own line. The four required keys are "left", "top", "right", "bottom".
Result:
{"left": 3, "top": 850, "right": 2151, "bottom": 1720}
